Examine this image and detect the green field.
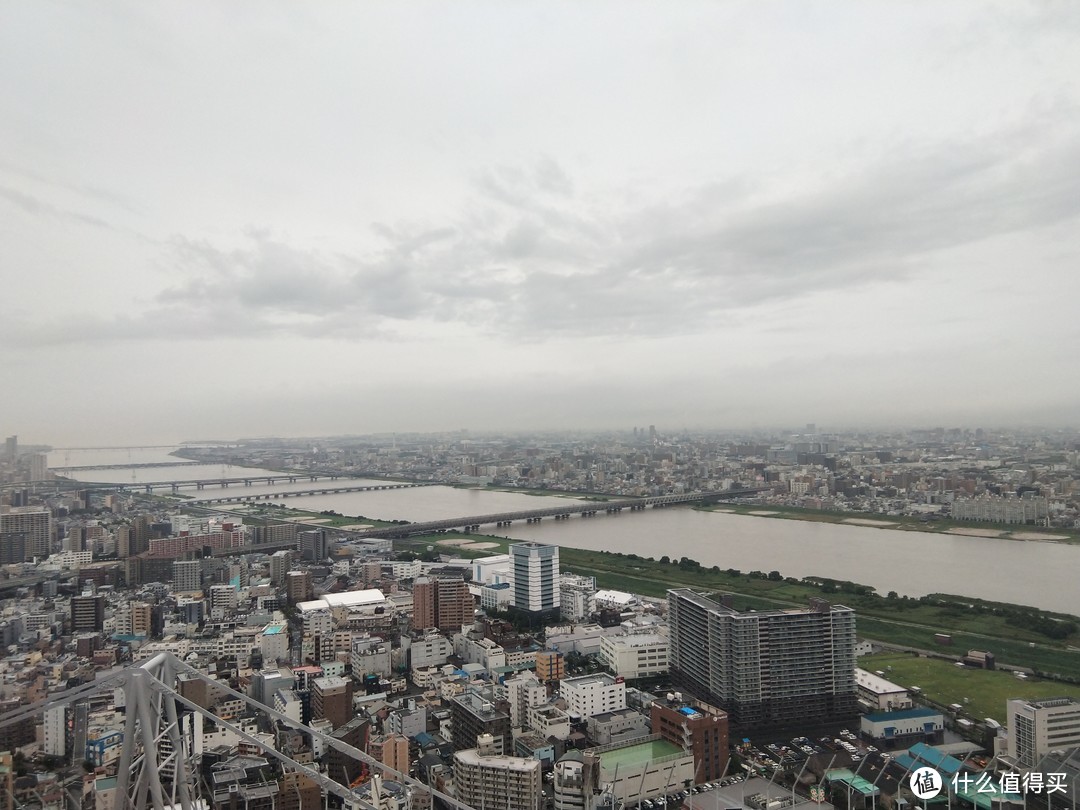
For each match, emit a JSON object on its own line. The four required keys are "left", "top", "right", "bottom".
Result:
{"left": 860, "top": 652, "right": 1080, "bottom": 722}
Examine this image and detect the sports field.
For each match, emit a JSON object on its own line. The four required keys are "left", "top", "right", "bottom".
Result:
{"left": 861, "top": 652, "right": 1080, "bottom": 723}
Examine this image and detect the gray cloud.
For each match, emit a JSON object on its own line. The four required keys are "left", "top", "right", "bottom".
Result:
{"left": 6, "top": 122, "right": 1080, "bottom": 350}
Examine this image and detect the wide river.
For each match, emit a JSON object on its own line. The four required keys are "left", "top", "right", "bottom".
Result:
{"left": 55, "top": 448, "right": 1080, "bottom": 616}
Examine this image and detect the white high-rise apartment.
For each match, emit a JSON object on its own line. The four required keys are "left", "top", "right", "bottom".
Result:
{"left": 510, "top": 542, "right": 559, "bottom": 614}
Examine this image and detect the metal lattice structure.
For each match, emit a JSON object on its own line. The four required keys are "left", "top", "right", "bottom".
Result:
{"left": 0, "top": 651, "right": 480, "bottom": 810}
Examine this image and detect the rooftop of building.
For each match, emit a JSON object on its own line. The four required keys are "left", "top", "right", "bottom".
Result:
{"left": 669, "top": 588, "right": 852, "bottom": 617}
{"left": 595, "top": 738, "right": 682, "bottom": 769}
{"left": 562, "top": 672, "right": 620, "bottom": 688}
{"left": 863, "top": 707, "right": 941, "bottom": 723}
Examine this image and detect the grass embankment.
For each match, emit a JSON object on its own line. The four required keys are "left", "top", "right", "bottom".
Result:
{"left": 397, "top": 533, "right": 1080, "bottom": 681}
{"left": 698, "top": 503, "right": 1080, "bottom": 544}
{"left": 860, "top": 652, "right": 1080, "bottom": 722}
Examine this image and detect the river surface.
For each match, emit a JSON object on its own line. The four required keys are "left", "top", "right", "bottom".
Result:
{"left": 55, "top": 448, "right": 1080, "bottom": 616}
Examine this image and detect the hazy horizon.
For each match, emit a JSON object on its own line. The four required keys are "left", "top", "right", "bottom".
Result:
{"left": 4, "top": 3, "right": 1079, "bottom": 447}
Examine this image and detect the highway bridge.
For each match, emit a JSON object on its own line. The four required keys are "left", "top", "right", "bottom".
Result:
{"left": 207, "top": 486, "right": 770, "bottom": 555}
{"left": 52, "top": 461, "right": 206, "bottom": 472}
{"left": 186, "top": 481, "right": 438, "bottom": 505}
{"left": 135, "top": 473, "right": 350, "bottom": 492}
{"left": 348, "top": 486, "right": 770, "bottom": 538}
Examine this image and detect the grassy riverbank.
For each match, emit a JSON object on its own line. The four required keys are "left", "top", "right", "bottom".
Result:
{"left": 697, "top": 502, "right": 1080, "bottom": 544}
{"left": 395, "top": 530, "right": 1080, "bottom": 681}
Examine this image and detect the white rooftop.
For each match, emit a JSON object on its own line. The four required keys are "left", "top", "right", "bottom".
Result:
{"left": 321, "top": 588, "right": 387, "bottom": 608}
{"left": 594, "top": 589, "right": 634, "bottom": 605}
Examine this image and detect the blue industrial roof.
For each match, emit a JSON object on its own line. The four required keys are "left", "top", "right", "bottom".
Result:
{"left": 910, "top": 743, "right": 964, "bottom": 775}
{"left": 864, "top": 708, "right": 941, "bottom": 723}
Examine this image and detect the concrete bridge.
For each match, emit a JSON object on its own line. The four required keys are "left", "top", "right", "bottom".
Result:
{"left": 347, "top": 486, "right": 770, "bottom": 538}
{"left": 206, "top": 486, "right": 770, "bottom": 557}
{"left": 52, "top": 461, "right": 205, "bottom": 472}
{"left": 186, "top": 481, "right": 438, "bottom": 505}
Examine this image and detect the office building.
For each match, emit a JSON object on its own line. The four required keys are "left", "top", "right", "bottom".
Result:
{"left": 453, "top": 734, "right": 542, "bottom": 810}
{"left": 1007, "top": 697, "right": 1080, "bottom": 767}
{"left": 651, "top": 697, "right": 729, "bottom": 784}
{"left": 600, "top": 632, "right": 669, "bottom": 680}
{"left": 510, "top": 542, "right": 559, "bottom": 615}
{"left": 561, "top": 674, "right": 626, "bottom": 719}
{"left": 668, "top": 589, "right": 857, "bottom": 731}
{"left": 0, "top": 505, "right": 52, "bottom": 560}
{"left": 411, "top": 573, "right": 474, "bottom": 631}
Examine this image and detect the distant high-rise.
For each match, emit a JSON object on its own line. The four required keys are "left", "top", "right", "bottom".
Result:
{"left": 668, "top": 589, "right": 857, "bottom": 731}
{"left": 510, "top": 542, "right": 559, "bottom": 615}
{"left": 172, "top": 559, "right": 202, "bottom": 593}
{"left": 270, "top": 549, "right": 292, "bottom": 586}
{"left": 71, "top": 594, "right": 105, "bottom": 633}
{"left": 28, "top": 453, "right": 47, "bottom": 483}
{"left": 0, "top": 505, "right": 52, "bottom": 560}
{"left": 3, "top": 436, "right": 16, "bottom": 461}
{"left": 286, "top": 570, "right": 313, "bottom": 603}
{"left": 298, "top": 529, "right": 327, "bottom": 561}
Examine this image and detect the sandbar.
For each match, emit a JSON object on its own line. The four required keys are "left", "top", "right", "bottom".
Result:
{"left": 946, "top": 527, "right": 1004, "bottom": 538}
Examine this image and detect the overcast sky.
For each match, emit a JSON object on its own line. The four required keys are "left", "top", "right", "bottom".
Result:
{"left": 2, "top": 2, "right": 1079, "bottom": 446}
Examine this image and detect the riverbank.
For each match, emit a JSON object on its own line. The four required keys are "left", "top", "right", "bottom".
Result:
{"left": 392, "top": 527, "right": 1080, "bottom": 682}
{"left": 697, "top": 502, "right": 1080, "bottom": 545}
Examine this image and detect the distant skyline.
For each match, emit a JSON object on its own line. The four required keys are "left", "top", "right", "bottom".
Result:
{"left": 3, "top": 3, "right": 1079, "bottom": 446}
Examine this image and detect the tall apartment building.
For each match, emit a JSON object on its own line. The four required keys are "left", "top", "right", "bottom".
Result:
{"left": 560, "top": 574, "right": 597, "bottom": 621}
{"left": 209, "top": 584, "right": 239, "bottom": 618}
{"left": 453, "top": 734, "right": 542, "bottom": 810}
{"left": 561, "top": 674, "right": 626, "bottom": 719}
{"left": 368, "top": 732, "right": 410, "bottom": 774}
{"left": 411, "top": 573, "right": 473, "bottom": 631}
{"left": 71, "top": 594, "right": 105, "bottom": 633}
{"left": 172, "top": 559, "right": 202, "bottom": 593}
{"left": 451, "top": 688, "right": 512, "bottom": 756}
{"left": 286, "top": 570, "right": 314, "bottom": 604}
{"left": 0, "top": 505, "right": 52, "bottom": 560}
{"left": 535, "top": 650, "right": 565, "bottom": 683}
{"left": 505, "top": 670, "right": 548, "bottom": 729}
{"left": 510, "top": 542, "right": 560, "bottom": 615}
{"left": 1007, "top": 698, "right": 1080, "bottom": 767}
{"left": 270, "top": 550, "right": 292, "bottom": 586}
{"left": 668, "top": 589, "right": 857, "bottom": 731}
{"left": 312, "top": 676, "right": 354, "bottom": 730}
{"left": 298, "top": 529, "right": 328, "bottom": 562}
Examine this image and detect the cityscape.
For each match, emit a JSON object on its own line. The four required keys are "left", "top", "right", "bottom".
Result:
{"left": 3, "top": 3, "right": 1080, "bottom": 810}
{"left": 0, "top": 427, "right": 1079, "bottom": 810}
